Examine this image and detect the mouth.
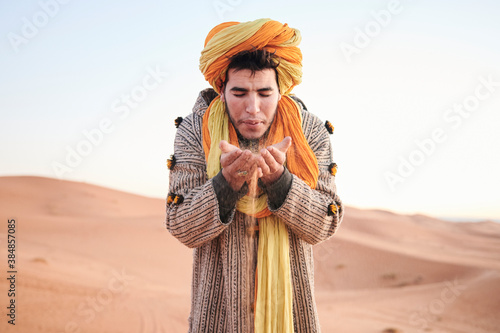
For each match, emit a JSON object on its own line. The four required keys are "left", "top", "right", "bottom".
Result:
{"left": 242, "top": 119, "right": 263, "bottom": 126}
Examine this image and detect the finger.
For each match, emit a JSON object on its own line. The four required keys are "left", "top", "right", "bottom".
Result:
{"left": 220, "top": 148, "right": 243, "bottom": 168}
{"left": 256, "top": 167, "right": 263, "bottom": 179}
{"left": 269, "top": 136, "right": 292, "bottom": 153}
{"left": 266, "top": 144, "right": 288, "bottom": 167}
{"left": 241, "top": 153, "right": 261, "bottom": 176}
{"left": 266, "top": 146, "right": 285, "bottom": 166}
{"left": 220, "top": 140, "right": 239, "bottom": 154}
{"left": 260, "top": 148, "right": 280, "bottom": 174}
{"left": 227, "top": 150, "right": 252, "bottom": 174}
{"left": 246, "top": 159, "right": 261, "bottom": 180}
{"left": 256, "top": 154, "right": 271, "bottom": 175}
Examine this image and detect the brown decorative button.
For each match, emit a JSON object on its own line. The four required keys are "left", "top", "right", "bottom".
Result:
{"left": 174, "top": 195, "right": 184, "bottom": 205}
{"left": 328, "top": 163, "right": 338, "bottom": 176}
{"left": 175, "top": 116, "right": 183, "bottom": 128}
{"left": 328, "top": 203, "right": 337, "bottom": 216}
{"left": 167, "top": 154, "right": 176, "bottom": 170}
{"left": 325, "top": 120, "right": 334, "bottom": 134}
{"left": 167, "top": 193, "right": 175, "bottom": 205}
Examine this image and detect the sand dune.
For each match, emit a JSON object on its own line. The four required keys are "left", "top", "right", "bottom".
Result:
{"left": 0, "top": 176, "right": 499, "bottom": 333}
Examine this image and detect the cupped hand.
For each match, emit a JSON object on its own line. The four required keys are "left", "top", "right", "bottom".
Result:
{"left": 257, "top": 136, "right": 292, "bottom": 185}
{"left": 219, "top": 140, "right": 262, "bottom": 192}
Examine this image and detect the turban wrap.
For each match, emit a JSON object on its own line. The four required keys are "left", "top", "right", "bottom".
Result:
{"left": 199, "top": 18, "right": 319, "bottom": 332}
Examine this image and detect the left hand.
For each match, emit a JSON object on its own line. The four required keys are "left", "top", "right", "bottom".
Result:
{"left": 257, "top": 136, "right": 292, "bottom": 185}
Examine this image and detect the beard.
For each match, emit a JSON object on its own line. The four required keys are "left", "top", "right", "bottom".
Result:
{"left": 223, "top": 100, "right": 276, "bottom": 151}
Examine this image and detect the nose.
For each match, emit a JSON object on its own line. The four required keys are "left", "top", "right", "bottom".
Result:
{"left": 245, "top": 94, "right": 260, "bottom": 114}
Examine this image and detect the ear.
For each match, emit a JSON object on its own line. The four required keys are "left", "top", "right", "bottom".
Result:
{"left": 220, "top": 82, "right": 227, "bottom": 103}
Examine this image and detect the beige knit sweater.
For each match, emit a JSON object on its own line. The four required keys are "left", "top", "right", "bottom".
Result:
{"left": 165, "top": 89, "right": 343, "bottom": 332}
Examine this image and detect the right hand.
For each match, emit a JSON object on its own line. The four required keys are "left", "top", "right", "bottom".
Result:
{"left": 219, "top": 140, "right": 262, "bottom": 192}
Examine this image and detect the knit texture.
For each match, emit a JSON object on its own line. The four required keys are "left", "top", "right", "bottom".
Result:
{"left": 166, "top": 89, "right": 344, "bottom": 332}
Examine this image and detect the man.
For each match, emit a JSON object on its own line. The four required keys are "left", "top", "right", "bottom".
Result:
{"left": 165, "top": 18, "right": 343, "bottom": 333}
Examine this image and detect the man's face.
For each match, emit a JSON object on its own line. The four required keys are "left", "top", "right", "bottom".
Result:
{"left": 221, "top": 68, "right": 281, "bottom": 140}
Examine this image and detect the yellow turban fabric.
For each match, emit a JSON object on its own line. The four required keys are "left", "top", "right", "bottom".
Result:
{"left": 199, "top": 18, "right": 319, "bottom": 332}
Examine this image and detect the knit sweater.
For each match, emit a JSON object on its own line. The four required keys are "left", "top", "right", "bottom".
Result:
{"left": 165, "top": 88, "right": 344, "bottom": 332}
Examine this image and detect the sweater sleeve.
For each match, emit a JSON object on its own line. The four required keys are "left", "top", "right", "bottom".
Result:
{"left": 165, "top": 113, "right": 233, "bottom": 248}
{"left": 269, "top": 111, "right": 344, "bottom": 245}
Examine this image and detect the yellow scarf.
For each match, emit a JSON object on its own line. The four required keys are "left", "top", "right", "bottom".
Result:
{"left": 200, "top": 18, "right": 319, "bottom": 332}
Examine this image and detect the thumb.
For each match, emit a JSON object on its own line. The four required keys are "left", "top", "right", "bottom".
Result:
{"left": 220, "top": 140, "right": 239, "bottom": 154}
{"left": 272, "top": 136, "right": 292, "bottom": 153}
{"left": 219, "top": 140, "right": 228, "bottom": 151}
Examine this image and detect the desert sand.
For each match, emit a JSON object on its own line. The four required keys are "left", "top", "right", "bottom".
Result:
{"left": 0, "top": 176, "right": 499, "bottom": 333}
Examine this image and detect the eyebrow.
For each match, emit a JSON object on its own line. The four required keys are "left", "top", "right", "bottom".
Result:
{"left": 229, "top": 87, "right": 274, "bottom": 92}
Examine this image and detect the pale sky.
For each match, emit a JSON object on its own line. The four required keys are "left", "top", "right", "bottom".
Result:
{"left": 1, "top": 0, "right": 499, "bottom": 221}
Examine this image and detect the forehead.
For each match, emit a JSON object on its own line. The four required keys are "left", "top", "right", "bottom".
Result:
{"left": 225, "top": 68, "right": 278, "bottom": 89}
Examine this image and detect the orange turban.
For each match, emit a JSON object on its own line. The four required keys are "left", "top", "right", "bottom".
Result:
{"left": 200, "top": 18, "right": 303, "bottom": 95}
